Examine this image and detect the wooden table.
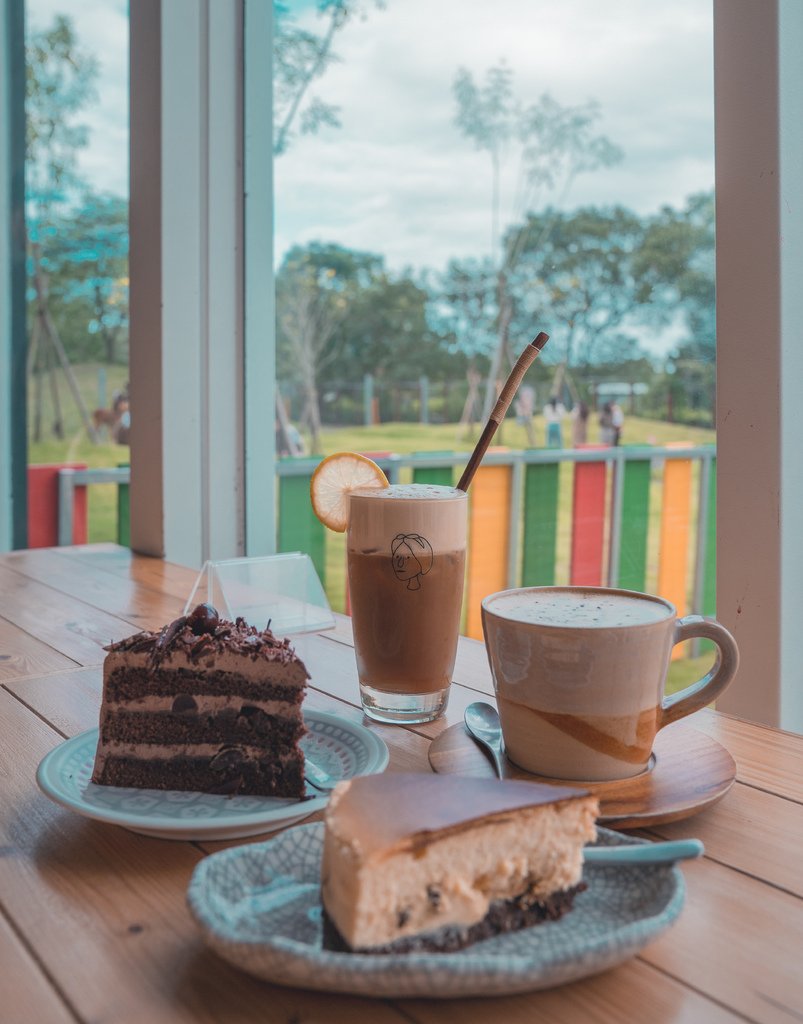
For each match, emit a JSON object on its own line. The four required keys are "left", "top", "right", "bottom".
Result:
{"left": 1, "top": 544, "right": 802, "bottom": 1024}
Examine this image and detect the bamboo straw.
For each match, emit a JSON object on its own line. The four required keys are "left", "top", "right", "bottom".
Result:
{"left": 456, "top": 332, "right": 549, "bottom": 492}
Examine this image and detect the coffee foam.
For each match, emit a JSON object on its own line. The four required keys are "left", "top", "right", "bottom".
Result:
{"left": 485, "top": 588, "right": 671, "bottom": 629}
{"left": 347, "top": 484, "right": 467, "bottom": 554}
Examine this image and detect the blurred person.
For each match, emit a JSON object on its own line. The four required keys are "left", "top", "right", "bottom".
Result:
{"left": 599, "top": 401, "right": 615, "bottom": 445}
{"left": 571, "top": 401, "right": 589, "bottom": 446}
{"left": 515, "top": 384, "right": 537, "bottom": 446}
{"left": 543, "top": 396, "right": 566, "bottom": 448}
{"left": 611, "top": 401, "right": 625, "bottom": 446}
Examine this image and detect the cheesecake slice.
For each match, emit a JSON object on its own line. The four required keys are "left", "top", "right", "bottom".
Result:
{"left": 321, "top": 773, "right": 598, "bottom": 953}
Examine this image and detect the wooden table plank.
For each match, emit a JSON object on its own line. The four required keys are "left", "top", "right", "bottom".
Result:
{"left": 0, "top": 565, "right": 133, "bottom": 665}
{"left": 640, "top": 857, "right": 803, "bottom": 1024}
{"left": 0, "top": 910, "right": 78, "bottom": 1024}
{"left": 694, "top": 710, "right": 803, "bottom": 804}
{"left": 401, "top": 959, "right": 747, "bottom": 1024}
{"left": 644, "top": 782, "right": 803, "bottom": 897}
{"left": 0, "top": 618, "right": 79, "bottom": 681}
{"left": 0, "top": 548, "right": 182, "bottom": 630}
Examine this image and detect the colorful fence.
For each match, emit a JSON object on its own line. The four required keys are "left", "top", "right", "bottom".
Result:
{"left": 50, "top": 446, "right": 717, "bottom": 648}
{"left": 276, "top": 445, "right": 717, "bottom": 642}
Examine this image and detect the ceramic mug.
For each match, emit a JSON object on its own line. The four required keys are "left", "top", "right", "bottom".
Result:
{"left": 481, "top": 586, "right": 739, "bottom": 782}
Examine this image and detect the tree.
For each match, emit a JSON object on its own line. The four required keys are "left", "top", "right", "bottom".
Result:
{"left": 437, "top": 258, "right": 496, "bottom": 429}
{"left": 26, "top": 15, "right": 102, "bottom": 440}
{"left": 634, "top": 191, "right": 715, "bottom": 354}
{"left": 509, "top": 206, "right": 658, "bottom": 368}
{"left": 277, "top": 243, "right": 380, "bottom": 451}
{"left": 452, "top": 63, "right": 622, "bottom": 415}
{"left": 274, "top": 0, "right": 384, "bottom": 156}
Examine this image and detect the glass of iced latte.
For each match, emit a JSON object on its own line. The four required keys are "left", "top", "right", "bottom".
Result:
{"left": 347, "top": 483, "right": 468, "bottom": 723}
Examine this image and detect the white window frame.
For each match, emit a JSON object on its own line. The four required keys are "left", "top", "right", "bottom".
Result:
{"left": 128, "top": 0, "right": 274, "bottom": 567}
{"left": 714, "top": 0, "right": 803, "bottom": 731}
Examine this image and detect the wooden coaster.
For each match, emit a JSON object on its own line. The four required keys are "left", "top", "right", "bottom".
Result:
{"left": 428, "top": 720, "right": 736, "bottom": 829}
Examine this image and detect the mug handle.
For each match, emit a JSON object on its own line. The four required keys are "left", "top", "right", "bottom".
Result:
{"left": 659, "top": 615, "right": 740, "bottom": 729}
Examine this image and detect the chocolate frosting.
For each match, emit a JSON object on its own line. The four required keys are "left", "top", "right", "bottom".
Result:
{"left": 105, "top": 611, "right": 307, "bottom": 670}
{"left": 328, "top": 773, "right": 592, "bottom": 859}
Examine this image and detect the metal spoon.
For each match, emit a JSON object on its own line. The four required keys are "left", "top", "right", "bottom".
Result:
{"left": 464, "top": 701, "right": 507, "bottom": 778}
{"left": 304, "top": 756, "right": 339, "bottom": 793}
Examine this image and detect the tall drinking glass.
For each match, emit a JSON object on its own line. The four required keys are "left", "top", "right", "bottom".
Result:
{"left": 347, "top": 483, "right": 468, "bottom": 723}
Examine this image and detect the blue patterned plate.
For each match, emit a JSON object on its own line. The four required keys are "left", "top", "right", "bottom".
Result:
{"left": 36, "top": 710, "right": 389, "bottom": 841}
{"left": 187, "top": 822, "right": 685, "bottom": 997}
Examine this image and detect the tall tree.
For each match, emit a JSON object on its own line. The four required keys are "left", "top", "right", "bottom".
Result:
{"left": 452, "top": 64, "right": 622, "bottom": 414}
{"left": 26, "top": 15, "right": 101, "bottom": 440}
{"left": 509, "top": 206, "right": 657, "bottom": 368}
{"left": 274, "top": 0, "right": 384, "bottom": 156}
{"left": 277, "top": 243, "right": 380, "bottom": 451}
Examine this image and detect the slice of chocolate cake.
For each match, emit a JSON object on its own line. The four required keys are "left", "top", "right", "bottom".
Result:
{"left": 321, "top": 773, "right": 598, "bottom": 953}
{"left": 91, "top": 603, "right": 309, "bottom": 797}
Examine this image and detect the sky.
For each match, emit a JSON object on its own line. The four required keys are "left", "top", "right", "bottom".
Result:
{"left": 27, "top": 0, "right": 714, "bottom": 357}
{"left": 274, "top": 0, "right": 715, "bottom": 272}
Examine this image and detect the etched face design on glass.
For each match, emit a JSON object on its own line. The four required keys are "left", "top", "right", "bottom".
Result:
{"left": 391, "top": 533, "right": 434, "bottom": 590}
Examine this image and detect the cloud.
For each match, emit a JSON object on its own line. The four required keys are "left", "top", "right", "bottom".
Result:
{"left": 29, "top": 0, "right": 713, "bottom": 357}
{"left": 27, "top": 0, "right": 129, "bottom": 196}
{"left": 275, "top": 0, "right": 714, "bottom": 278}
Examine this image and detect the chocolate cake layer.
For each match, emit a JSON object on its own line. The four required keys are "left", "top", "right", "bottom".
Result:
{"left": 103, "top": 667, "right": 306, "bottom": 703}
{"left": 94, "top": 751, "right": 305, "bottom": 797}
{"left": 92, "top": 608, "right": 310, "bottom": 799}
{"left": 322, "top": 882, "right": 587, "bottom": 954}
{"left": 99, "top": 708, "right": 304, "bottom": 747}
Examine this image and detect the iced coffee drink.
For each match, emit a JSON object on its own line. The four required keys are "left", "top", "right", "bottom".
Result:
{"left": 347, "top": 484, "right": 467, "bottom": 723}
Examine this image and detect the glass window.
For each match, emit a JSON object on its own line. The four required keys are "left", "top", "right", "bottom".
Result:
{"left": 273, "top": 0, "right": 716, "bottom": 687}
{"left": 25, "top": 0, "right": 129, "bottom": 545}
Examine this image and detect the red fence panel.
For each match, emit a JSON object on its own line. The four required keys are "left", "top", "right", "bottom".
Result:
{"left": 27, "top": 464, "right": 88, "bottom": 547}
{"left": 570, "top": 455, "right": 607, "bottom": 586}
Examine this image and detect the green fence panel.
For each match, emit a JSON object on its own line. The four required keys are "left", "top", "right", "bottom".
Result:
{"left": 117, "top": 463, "right": 130, "bottom": 547}
{"left": 617, "top": 458, "right": 651, "bottom": 591}
{"left": 278, "top": 471, "right": 325, "bottom": 584}
{"left": 521, "top": 462, "right": 559, "bottom": 585}
{"left": 412, "top": 452, "right": 454, "bottom": 487}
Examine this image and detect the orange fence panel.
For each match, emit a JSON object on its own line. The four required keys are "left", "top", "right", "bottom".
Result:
{"left": 465, "top": 463, "right": 512, "bottom": 639}
{"left": 658, "top": 453, "right": 693, "bottom": 657}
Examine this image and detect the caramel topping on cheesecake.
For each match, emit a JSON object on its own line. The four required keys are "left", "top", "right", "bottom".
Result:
{"left": 326, "top": 772, "right": 590, "bottom": 859}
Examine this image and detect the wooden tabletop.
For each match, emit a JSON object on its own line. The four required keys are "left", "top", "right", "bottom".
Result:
{"left": 1, "top": 544, "right": 801, "bottom": 1024}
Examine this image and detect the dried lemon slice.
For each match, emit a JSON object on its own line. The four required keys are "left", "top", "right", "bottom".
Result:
{"left": 310, "top": 452, "right": 389, "bottom": 532}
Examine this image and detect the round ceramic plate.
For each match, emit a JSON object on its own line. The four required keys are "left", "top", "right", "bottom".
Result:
{"left": 187, "top": 822, "right": 686, "bottom": 998}
{"left": 35, "top": 710, "right": 389, "bottom": 841}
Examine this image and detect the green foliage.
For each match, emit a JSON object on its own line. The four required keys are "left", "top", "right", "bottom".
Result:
{"left": 26, "top": 14, "right": 98, "bottom": 203}
{"left": 273, "top": 1, "right": 384, "bottom": 156}
{"left": 32, "top": 194, "right": 129, "bottom": 364}
{"left": 276, "top": 241, "right": 460, "bottom": 391}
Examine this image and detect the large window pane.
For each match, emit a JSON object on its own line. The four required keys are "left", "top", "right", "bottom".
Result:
{"left": 25, "top": 0, "right": 129, "bottom": 545}
{"left": 273, "top": 0, "right": 716, "bottom": 674}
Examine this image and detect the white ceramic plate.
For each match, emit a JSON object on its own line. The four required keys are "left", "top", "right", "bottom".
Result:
{"left": 187, "top": 822, "right": 686, "bottom": 998}
{"left": 36, "top": 710, "right": 389, "bottom": 841}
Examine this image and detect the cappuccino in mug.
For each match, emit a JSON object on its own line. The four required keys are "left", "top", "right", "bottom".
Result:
{"left": 482, "top": 587, "right": 739, "bottom": 782}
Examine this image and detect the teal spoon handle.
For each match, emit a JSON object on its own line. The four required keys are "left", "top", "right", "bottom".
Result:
{"left": 584, "top": 839, "right": 704, "bottom": 865}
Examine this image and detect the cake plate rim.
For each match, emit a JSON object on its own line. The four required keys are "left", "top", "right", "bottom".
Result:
{"left": 35, "top": 709, "right": 390, "bottom": 841}
{"left": 186, "top": 820, "right": 686, "bottom": 998}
